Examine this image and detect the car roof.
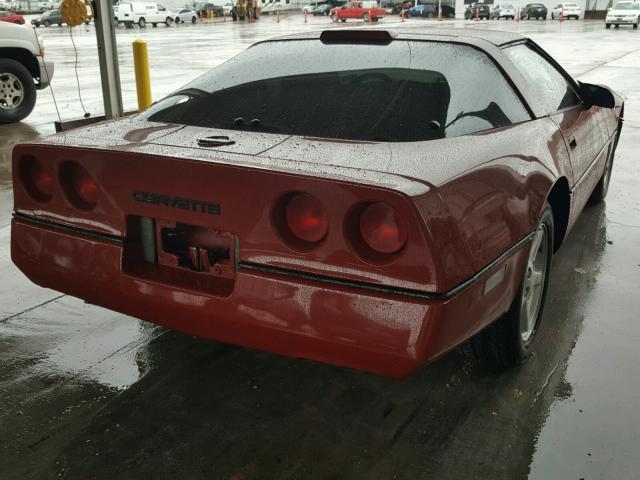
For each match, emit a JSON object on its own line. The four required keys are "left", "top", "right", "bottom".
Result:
{"left": 268, "top": 28, "right": 525, "bottom": 48}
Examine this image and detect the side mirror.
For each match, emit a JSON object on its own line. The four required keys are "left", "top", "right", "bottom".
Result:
{"left": 579, "top": 82, "right": 616, "bottom": 109}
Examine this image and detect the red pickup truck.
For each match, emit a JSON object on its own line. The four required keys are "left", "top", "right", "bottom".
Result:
{"left": 330, "top": 1, "right": 386, "bottom": 22}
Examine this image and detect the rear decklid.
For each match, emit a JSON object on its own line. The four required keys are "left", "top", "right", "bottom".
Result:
{"left": 12, "top": 119, "right": 451, "bottom": 293}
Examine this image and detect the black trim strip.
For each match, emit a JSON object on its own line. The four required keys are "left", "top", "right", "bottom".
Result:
{"left": 13, "top": 213, "right": 124, "bottom": 243}
{"left": 14, "top": 212, "right": 534, "bottom": 301}
{"left": 239, "top": 232, "right": 535, "bottom": 301}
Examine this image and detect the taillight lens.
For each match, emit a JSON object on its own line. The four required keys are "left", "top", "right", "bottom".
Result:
{"left": 72, "top": 167, "right": 98, "bottom": 205}
{"left": 19, "top": 156, "right": 54, "bottom": 202}
{"left": 59, "top": 162, "right": 98, "bottom": 210}
{"left": 285, "top": 193, "right": 328, "bottom": 243}
{"left": 359, "top": 202, "right": 407, "bottom": 254}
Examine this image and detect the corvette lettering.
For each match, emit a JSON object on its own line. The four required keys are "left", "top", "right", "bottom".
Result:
{"left": 133, "top": 191, "right": 220, "bottom": 215}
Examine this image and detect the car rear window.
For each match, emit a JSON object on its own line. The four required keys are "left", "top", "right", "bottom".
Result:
{"left": 613, "top": 2, "right": 639, "bottom": 8}
{"left": 141, "top": 39, "right": 530, "bottom": 142}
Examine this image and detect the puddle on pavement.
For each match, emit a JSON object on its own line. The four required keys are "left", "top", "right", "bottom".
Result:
{"left": 0, "top": 295, "right": 166, "bottom": 390}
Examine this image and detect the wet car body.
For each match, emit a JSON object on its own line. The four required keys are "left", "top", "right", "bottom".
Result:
{"left": 0, "top": 11, "right": 25, "bottom": 24}
{"left": 11, "top": 29, "right": 623, "bottom": 377}
{"left": 522, "top": 3, "right": 548, "bottom": 19}
{"left": 404, "top": 4, "right": 436, "bottom": 18}
{"left": 31, "top": 9, "right": 64, "bottom": 27}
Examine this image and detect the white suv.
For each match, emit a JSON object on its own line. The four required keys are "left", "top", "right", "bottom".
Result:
{"left": 0, "top": 21, "right": 54, "bottom": 123}
{"left": 551, "top": 2, "right": 581, "bottom": 19}
{"left": 605, "top": 0, "right": 640, "bottom": 28}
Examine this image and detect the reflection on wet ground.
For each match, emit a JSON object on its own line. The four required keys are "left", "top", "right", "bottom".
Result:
{"left": 0, "top": 18, "right": 639, "bottom": 480}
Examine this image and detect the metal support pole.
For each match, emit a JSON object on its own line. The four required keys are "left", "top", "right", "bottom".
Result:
{"left": 94, "top": 0, "right": 123, "bottom": 119}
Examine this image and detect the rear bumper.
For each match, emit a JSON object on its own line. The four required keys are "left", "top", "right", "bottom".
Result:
{"left": 11, "top": 216, "right": 529, "bottom": 377}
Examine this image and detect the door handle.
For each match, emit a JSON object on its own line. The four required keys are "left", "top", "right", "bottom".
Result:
{"left": 569, "top": 136, "right": 577, "bottom": 149}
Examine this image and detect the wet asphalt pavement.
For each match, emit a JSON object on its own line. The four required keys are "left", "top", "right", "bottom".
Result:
{"left": 1, "top": 15, "right": 640, "bottom": 480}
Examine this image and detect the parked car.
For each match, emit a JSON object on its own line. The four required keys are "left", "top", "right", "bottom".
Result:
{"left": 31, "top": 9, "right": 64, "bottom": 27}
{"left": 0, "top": 0, "right": 19, "bottom": 12}
{"left": 330, "top": 1, "right": 385, "bottom": 22}
{"left": 404, "top": 4, "right": 436, "bottom": 17}
{"left": 10, "top": 29, "right": 623, "bottom": 377}
{"left": 0, "top": 10, "right": 24, "bottom": 23}
{"left": 522, "top": 3, "right": 548, "bottom": 19}
{"left": 174, "top": 7, "right": 197, "bottom": 22}
{"left": 605, "top": 0, "right": 640, "bottom": 28}
{"left": 491, "top": 3, "right": 515, "bottom": 19}
{"left": 437, "top": 4, "right": 455, "bottom": 17}
{"left": 195, "top": 2, "right": 224, "bottom": 17}
{"left": 464, "top": 2, "right": 490, "bottom": 19}
{"left": 115, "top": 2, "right": 174, "bottom": 27}
{"left": 551, "top": 2, "right": 581, "bottom": 19}
{"left": 0, "top": 21, "right": 54, "bottom": 123}
{"left": 302, "top": 3, "right": 317, "bottom": 13}
{"left": 314, "top": 3, "right": 333, "bottom": 15}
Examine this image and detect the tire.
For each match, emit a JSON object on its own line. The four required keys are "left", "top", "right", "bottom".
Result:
{"left": 192, "top": 16, "right": 197, "bottom": 23}
{"left": 466, "top": 203, "right": 554, "bottom": 371}
{"left": 175, "top": 16, "right": 180, "bottom": 23}
{"left": 526, "top": 14, "right": 530, "bottom": 19}
{"left": 363, "top": 13, "right": 369, "bottom": 22}
{"left": 634, "top": 21, "right": 638, "bottom": 29}
{"left": 43, "top": 19, "right": 50, "bottom": 27}
{"left": 165, "top": 17, "right": 173, "bottom": 26}
{"left": 606, "top": 23, "right": 611, "bottom": 28}
{"left": 551, "top": 12, "right": 554, "bottom": 19}
{"left": 340, "top": 18, "right": 346, "bottom": 22}
{"left": 138, "top": 17, "right": 146, "bottom": 27}
{"left": 0, "top": 59, "right": 37, "bottom": 124}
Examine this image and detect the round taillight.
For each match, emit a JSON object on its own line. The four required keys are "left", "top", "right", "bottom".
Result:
{"left": 359, "top": 202, "right": 407, "bottom": 254}
{"left": 20, "top": 156, "right": 54, "bottom": 202}
{"left": 285, "top": 193, "right": 329, "bottom": 243}
{"left": 59, "top": 162, "right": 98, "bottom": 210}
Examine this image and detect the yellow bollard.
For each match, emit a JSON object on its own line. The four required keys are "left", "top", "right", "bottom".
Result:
{"left": 132, "top": 39, "right": 152, "bottom": 111}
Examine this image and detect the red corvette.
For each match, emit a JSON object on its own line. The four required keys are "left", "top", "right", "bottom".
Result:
{"left": 0, "top": 11, "right": 25, "bottom": 24}
{"left": 11, "top": 29, "right": 623, "bottom": 377}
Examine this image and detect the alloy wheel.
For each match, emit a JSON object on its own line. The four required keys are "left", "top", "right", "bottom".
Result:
{"left": 0, "top": 72, "right": 24, "bottom": 111}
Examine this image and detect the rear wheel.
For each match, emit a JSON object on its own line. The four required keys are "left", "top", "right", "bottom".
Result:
{"left": 466, "top": 203, "right": 554, "bottom": 371}
{"left": 165, "top": 17, "right": 173, "bottom": 26}
{"left": 605, "top": 22, "right": 611, "bottom": 28}
{"left": 634, "top": 20, "right": 638, "bottom": 29}
{"left": 192, "top": 16, "right": 197, "bottom": 22}
{"left": 0, "top": 59, "right": 36, "bottom": 124}
{"left": 363, "top": 12, "right": 369, "bottom": 21}
{"left": 43, "top": 19, "right": 51, "bottom": 27}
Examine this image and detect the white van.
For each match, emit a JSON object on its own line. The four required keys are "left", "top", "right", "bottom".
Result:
{"left": 261, "top": 0, "right": 299, "bottom": 14}
{"left": 115, "top": 2, "right": 174, "bottom": 27}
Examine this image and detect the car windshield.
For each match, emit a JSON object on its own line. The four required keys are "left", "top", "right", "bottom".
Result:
{"left": 613, "top": 2, "right": 639, "bottom": 8}
{"left": 140, "top": 39, "right": 530, "bottom": 142}
{"left": 530, "top": 3, "right": 544, "bottom": 6}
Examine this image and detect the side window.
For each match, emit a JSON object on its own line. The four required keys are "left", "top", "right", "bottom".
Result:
{"left": 503, "top": 44, "right": 581, "bottom": 116}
